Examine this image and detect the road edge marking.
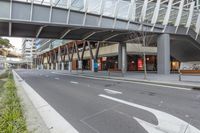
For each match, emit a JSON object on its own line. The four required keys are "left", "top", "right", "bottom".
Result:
{"left": 13, "top": 70, "right": 79, "bottom": 133}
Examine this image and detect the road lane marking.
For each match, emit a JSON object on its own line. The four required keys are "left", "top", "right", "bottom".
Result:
{"left": 13, "top": 70, "right": 79, "bottom": 133}
{"left": 55, "top": 77, "right": 60, "bottom": 80}
{"left": 51, "top": 72, "right": 192, "bottom": 91}
{"left": 104, "top": 89, "right": 122, "bottom": 94}
{"left": 99, "top": 94, "right": 200, "bottom": 133}
{"left": 70, "top": 81, "right": 79, "bottom": 84}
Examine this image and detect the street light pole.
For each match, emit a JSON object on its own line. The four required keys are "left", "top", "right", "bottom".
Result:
{"left": 141, "top": 15, "right": 147, "bottom": 80}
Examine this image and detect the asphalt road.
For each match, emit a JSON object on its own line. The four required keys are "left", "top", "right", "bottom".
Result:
{"left": 15, "top": 69, "right": 200, "bottom": 133}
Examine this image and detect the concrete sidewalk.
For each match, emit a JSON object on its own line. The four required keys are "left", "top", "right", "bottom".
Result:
{"left": 48, "top": 70, "right": 200, "bottom": 89}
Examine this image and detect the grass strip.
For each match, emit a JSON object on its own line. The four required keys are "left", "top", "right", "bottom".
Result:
{"left": 0, "top": 71, "right": 28, "bottom": 133}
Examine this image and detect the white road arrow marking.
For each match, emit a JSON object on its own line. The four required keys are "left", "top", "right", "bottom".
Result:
{"left": 104, "top": 89, "right": 122, "bottom": 94}
{"left": 99, "top": 94, "right": 200, "bottom": 133}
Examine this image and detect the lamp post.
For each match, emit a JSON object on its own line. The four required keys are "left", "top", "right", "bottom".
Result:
{"left": 141, "top": 15, "right": 147, "bottom": 80}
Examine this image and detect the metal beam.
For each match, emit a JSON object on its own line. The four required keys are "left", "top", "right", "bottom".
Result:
{"left": 140, "top": 0, "right": 148, "bottom": 22}
{"left": 112, "top": 0, "right": 120, "bottom": 28}
{"left": 162, "top": 0, "right": 173, "bottom": 32}
{"left": 98, "top": 0, "right": 104, "bottom": 27}
{"left": 81, "top": 42, "right": 86, "bottom": 60}
{"left": 95, "top": 42, "right": 100, "bottom": 59}
{"left": 175, "top": 0, "right": 184, "bottom": 33}
{"left": 82, "top": 31, "right": 96, "bottom": 40}
{"left": 66, "top": 45, "right": 71, "bottom": 61}
{"left": 36, "top": 26, "right": 45, "bottom": 38}
{"left": 70, "top": 42, "right": 75, "bottom": 61}
{"left": 103, "top": 33, "right": 121, "bottom": 42}
{"left": 60, "top": 29, "right": 71, "bottom": 39}
{"left": 126, "top": 0, "right": 136, "bottom": 29}
{"left": 55, "top": 0, "right": 61, "bottom": 6}
{"left": 195, "top": 13, "right": 200, "bottom": 40}
{"left": 151, "top": 0, "right": 161, "bottom": 24}
{"left": 87, "top": 41, "right": 94, "bottom": 59}
{"left": 186, "top": 2, "right": 195, "bottom": 34}
{"left": 75, "top": 41, "right": 80, "bottom": 60}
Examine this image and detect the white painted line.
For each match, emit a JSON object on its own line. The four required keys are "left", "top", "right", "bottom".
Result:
{"left": 55, "top": 77, "right": 59, "bottom": 80}
{"left": 99, "top": 94, "right": 200, "bottom": 133}
{"left": 70, "top": 81, "right": 79, "bottom": 84}
{"left": 104, "top": 89, "right": 122, "bottom": 94}
{"left": 51, "top": 72, "right": 192, "bottom": 91}
{"left": 13, "top": 70, "right": 79, "bottom": 133}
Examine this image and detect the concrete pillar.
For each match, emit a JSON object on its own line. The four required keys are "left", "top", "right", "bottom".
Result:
{"left": 119, "top": 43, "right": 127, "bottom": 73}
{"left": 91, "top": 59, "right": 95, "bottom": 72}
{"left": 157, "top": 34, "right": 170, "bottom": 74}
{"left": 68, "top": 61, "right": 72, "bottom": 72}
{"left": 41, "top": 64, "right": 44, "bottom": 70}
{"left": 51, "top": 63, "right": 54, "bottom": 70}
{"left": 78, "top": 60, "right": 82, "bottom": 70}
{"left": 47, "top": 64, "right": 50, "bottom": 70}
{"left": 118, "top": 44, "right": 122, "bottom": 69}
{"left": 61, "top": 62, "right": 64, "bottom": 70}
{"left": 56, "top": 63, "right": 58, "bottom": 70}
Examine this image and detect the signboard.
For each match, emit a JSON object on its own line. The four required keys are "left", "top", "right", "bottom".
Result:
{"left": 180, "top": 61, "right": 200, "bottom": 70}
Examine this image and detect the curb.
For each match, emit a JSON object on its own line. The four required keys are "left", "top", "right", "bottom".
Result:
{"left": 12, "top": 70, "right": 79, "bottom": 133}
{"left": 12, "top": 70, "right": 50, "bottom": 133}
{"left": 53, "top": 71, "right": 200, "bottom": 90}
{"left": 42, "top": 69, "right": 200, "bottom": 90}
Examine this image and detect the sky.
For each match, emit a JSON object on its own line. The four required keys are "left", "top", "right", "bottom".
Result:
{"left": 2, "top": 37, "right": 23, "bottom": 53}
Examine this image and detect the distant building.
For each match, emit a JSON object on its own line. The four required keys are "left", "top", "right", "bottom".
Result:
{"left": 22, "top": 38, "right": 37, "bottom": 68}
{"left": 22, "top": 38, "right": 36, "bottom": 59}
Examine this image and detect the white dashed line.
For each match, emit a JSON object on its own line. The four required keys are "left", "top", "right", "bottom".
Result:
{"left": 55, "top": 78, "right": 60, "bottom": 80}
{"left": 70, "top": 81, "right": 79, "bottom": 84}
{"left": 104, "top": 89, "right": 122, "bottom": 94}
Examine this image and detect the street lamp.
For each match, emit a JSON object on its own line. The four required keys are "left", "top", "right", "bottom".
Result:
{"left": 141, "top": 15, "right": 147, "bottom": 80}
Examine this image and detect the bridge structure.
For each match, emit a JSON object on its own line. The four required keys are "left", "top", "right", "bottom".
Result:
{"left": 0, "top": 0, "right": 200, "bottom": 74}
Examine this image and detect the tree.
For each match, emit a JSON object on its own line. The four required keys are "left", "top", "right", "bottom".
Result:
{"left": 0, "top": 38, "right": 13, "bottom": 48}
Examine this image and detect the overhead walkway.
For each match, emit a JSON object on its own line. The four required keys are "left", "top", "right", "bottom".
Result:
{"left": 1, "top": 0, "right": 200, "bottom": 74}
{"left": 0, "top": 0, "right": 199, "bottom": 43}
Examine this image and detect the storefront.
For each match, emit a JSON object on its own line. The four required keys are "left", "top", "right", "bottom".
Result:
{"left": 127, "top": 55, "right": 157, "bottom": 71}
{"left": 69, "top": 55, "right": 180, "bottom": 72}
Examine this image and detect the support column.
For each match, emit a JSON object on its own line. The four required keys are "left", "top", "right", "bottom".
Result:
{"left": 61, "top": 62, "right": 64, "bottom": 70}
{"left": 47, "top": 64, "right": 50, "bottom": 70}
{"left": 78, "top": 60, "right": 82, "bottom": 70}
{"left": 68, "top": 61, "right": 72, "bottom": 72}
{"left": 119, "top": 43, "right": 127, "bottom": 73}
{"left": 91, "top": 59, "right": 95, "bottom": 72}
{"left": 118, "top": 43, "right": 122, "bottom": 69}
{"left": 51, "top": 63, "right": 54, "bottom": 70}
{"left": 41, "top": 64, "right": 44, "bottom": 70}
{"left": 56, "top": 63, "right": 58, "bottom": 70}
{"left": 157, "top": 34, "right": 170, "bottom": 74}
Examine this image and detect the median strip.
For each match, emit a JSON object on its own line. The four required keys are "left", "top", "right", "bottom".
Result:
{"left": 0, "top": 70, "right": 27, "bottom": 132}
